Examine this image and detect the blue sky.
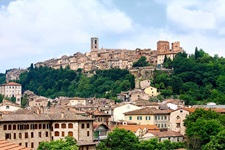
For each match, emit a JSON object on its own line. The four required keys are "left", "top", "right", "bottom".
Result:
{"left": 0, "top": 0, "right": 225, "bottom": 73}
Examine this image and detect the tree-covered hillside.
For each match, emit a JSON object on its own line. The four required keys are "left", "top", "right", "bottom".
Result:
{"left": 0, "top": 73, "right": 5, "bottom": 84}
{"left": 152, "top": 48, "right": 225, "bottom": 105}
{"left": 18, "top": 65, "right": 135, "bottom": 99}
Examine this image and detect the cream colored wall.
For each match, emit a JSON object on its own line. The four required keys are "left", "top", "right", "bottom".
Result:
{"left": 170, "top": 109, "right": 189, "bottom": 135}
{"left": 144, "top": 86, "right": 160, "bottom": 97}
{"left": 0, "top": 105, "right": 21, "bottom": 111}
{"left": 113, "top": 104, "right": 141, "bottom": 121}
{"left": 0, "top": 121, "right": 51, "bottom": 150}
{"left": 154, "top": 114, "right": 170, "bottom": 129}
{"left": 69, "top": 99, "right": 86, "bottom": 106}
{"left": 124, "top": 114, "right": 154, "bottom": 125}
{"left": 52, "top": 122, "right": 79, "bottom": 141}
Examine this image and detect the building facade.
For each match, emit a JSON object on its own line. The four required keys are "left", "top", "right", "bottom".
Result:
{"left": 0, "top": 82, "right": 22, "bottom": 105}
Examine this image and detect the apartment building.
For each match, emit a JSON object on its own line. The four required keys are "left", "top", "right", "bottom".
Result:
{"left": 0, "top": 112, "right": 96, "bottom": 150}
{"left": 124, "top": 107, "right": 171, "bottom": 130}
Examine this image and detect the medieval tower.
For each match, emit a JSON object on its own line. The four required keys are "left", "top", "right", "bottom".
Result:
{"left": 91, "top": 37, "right": 99, "bottom": 51}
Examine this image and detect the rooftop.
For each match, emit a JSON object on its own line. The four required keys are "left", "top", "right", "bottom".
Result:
{"left": 124, "top": 107, "right": 172, "bottom": 115}
{"left": 0, "top": 140, "right": 31, "bottom": 150}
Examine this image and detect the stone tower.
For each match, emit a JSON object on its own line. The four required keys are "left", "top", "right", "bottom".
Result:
{"left": 157, "top": 41, "right": 170, "bottom": 54}
{"left": 91, "top": 37, "right": 99, "bottom": 51}
{"left": 171, "top": 41, "right": 181, "bottom": 52}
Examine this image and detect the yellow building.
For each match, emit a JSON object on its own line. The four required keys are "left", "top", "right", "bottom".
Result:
{"left": 124, "top": 107, "right": 171, "bottom": 130}
{"left": 144, "top": 86, "right": 160, "bottom": 97}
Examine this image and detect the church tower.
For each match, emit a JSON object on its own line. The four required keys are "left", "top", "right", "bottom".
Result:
{"left": 91, "top": 37, "right": 99, "bottom": 51}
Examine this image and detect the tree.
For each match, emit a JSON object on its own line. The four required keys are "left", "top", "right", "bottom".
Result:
{"left": 184, "top": 109, "right": 224, "bottom": 150}
{"left": 0, "top": 94, "right": 4, "bottom": 103}
{"left": 21, "top": 95, "right": 29, "bottom": 108}
{"left": 38, "top": 136, "right": 78, "bottom": 150}
{"left": 133, "top": 56, "right": 150, "bottom": 67}
{"left": 97, "top": 128, "right": 139, "bottom": 150}
{"left": 203, "top": 130, "right": 225, "bottom": 150}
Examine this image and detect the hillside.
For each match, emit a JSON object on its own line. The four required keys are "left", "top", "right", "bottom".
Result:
{"left": 152, "top": 48, "right": 225, "bottom": 105}
{"left": 18, "top": 65, "right": 135, "bottom": 100}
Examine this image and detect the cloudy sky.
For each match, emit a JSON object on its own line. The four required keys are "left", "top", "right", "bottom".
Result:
{"left": 0, "top": 0, "right": 225, "bottom": 73}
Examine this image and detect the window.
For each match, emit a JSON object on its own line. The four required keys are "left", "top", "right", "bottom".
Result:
{"left": 43, "top": 124, "right": 46, "bottom": 129}
{"left": 161, "top": 116, "right": 163, "bottom": 120}
{"left": 146, "top": 116, "right": 151, "bottom": 120}
{"left": 164, "top": 116, "right": 167, "bottom": 120}
{"left": 19, "top": 143, "right": 22, "bottom": 146}
{"left": 38, "top": 132, "right": 42, "bottom": 138}
{"left": 47, "top": 124, "right": 50, "bottom": 129}
{"left": 180, "top": 110, "right": 183, "bottom": 113}
{"left": 87, "top": 131, "right": 90, "bottom": 136}
{"left": 31, "top": 142, "right": 34, "bottom": 148}
{"left": 25, "top": 132, "right": 28, "bottom": 138}
{"left": 39, "top": 124, "right": 42, "bottom": 129}
{"left": 25, "top": 142, "right": 28, "bottom": 147}
{"left": 6, "top": 105, "right": 9, "bottom": 109}
{"left": 81, "top": 123, "right": 85, "bottom": 129}
{"left": 87, "top": 123, "right": 90, "bottom": 128}
{"left": 158, "top": 116, "right": 160, "bottom": 120}
{"left": 3, "top": 125, "right": 7, "bottom": 130}
{"left": 62, "top": 131, "right": 65, "bottom": 137}
{"left": 164, "top": 124, "right": 167, "bottom": 128}
{"left": 61, "top": 123, "right": 66, "bottom": 128}
{"left": 13, "top": 125, "right": 16, "bottom": 130}
{"left": 55, "top": 123, "right": 59, "bottom": 128}
{"left": 68, "top": 131, "right": 73, "bottom": 137}
{"left": 31, "top": 132, "right": 34, "bottom": 138}
{"left": 19, "top": 133, "right": 22, "bottom": 139}
{"left": 55, "top": 131, "right": 59, "bottom": 137}
{"left": 14, "top": 133, "right": 16, "bottom": 139}
{"left": 155, "top": 116, "right": 157, "bottom": 120}
{"left": 137, "top": 116, "right": 142, "bottom": 120}
{"left": 68, "top": 123, "right": 73, "bottom": 128}
{"left": 5, "top": 133, "right": 11, "bottom": 139}
{"left": 129, "top": 116, "right": 132, "bottom": 120}
{"left": 8, "top": 125, "right": 11, "bottom": 130}
{"left": 46, "top": 132, "right": 48, "bottom": 137}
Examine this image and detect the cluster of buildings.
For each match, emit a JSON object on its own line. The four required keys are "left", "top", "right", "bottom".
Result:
{"left": 34, "top": 38, "right": 183, "bottom": 73}
{"left": 1, "top": 89, "right": 225, "bottom": 150}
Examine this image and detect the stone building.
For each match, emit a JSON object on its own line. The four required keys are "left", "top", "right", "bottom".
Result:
{"left": 0, "top": 111, "right": 96, "bottom": 150}
{"left": 0, "top": 82, "right": 22, "bottom": 105}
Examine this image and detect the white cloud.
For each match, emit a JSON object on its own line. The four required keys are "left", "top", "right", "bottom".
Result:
{"left": 0, "top": 0, "right": 133, "bottom": 72}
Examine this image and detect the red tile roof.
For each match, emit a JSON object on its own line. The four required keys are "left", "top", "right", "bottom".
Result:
{"left": 0, "top": 140, "right": 31, "bottom": 150}
{"left": 3, "top": 82, "right": 21, "bottom": 86}
{"left": 150, "top": 131, "right": 183, "bottom": 138}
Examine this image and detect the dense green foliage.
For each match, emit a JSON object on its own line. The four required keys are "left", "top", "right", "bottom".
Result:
{"left": 0, "top": 94, "right": 3, "bottom": 103}
{"left": 0, "top": 73, "right": 5, "bottom": 84}
{"left": 38, "top": 136, "right": 78, "bottom": 150}
{"left": 97, "top": 128, "right": 185, "bottom": 150}
{"left": 18, "top": 65, "right": 135, "bottom": 99}
{"left": 184, "top": 108, "right": 225, "bottom": 150}
{"left": 133, "top": 56, "right": 150, "bottom": 67}
{"left": 153, "top": 48, "right": 225, "bottom": 104}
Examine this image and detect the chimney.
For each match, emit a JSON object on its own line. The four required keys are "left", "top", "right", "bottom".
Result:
{"left": 61, "top": 112, "right": 64, "bottom": 119}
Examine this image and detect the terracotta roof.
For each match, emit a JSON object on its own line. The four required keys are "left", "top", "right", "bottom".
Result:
{"left": 184, "top": 107, "right": 225, "bottom": 113}
{"left": 150, "top": 131, "right": 183, "bottom": 138}
{"left": 111, "top": 125, "right": 159, "bottom": 132}
{"left": 0, "top": 140, "right": 31, "bottom": 150}
{"left": 3, "top": 82, "right": 21, "bottom": 86}
{"left": 93, "top": 123, "right": 110, "bottom": 130}
{"left": 124, "top": 107, "right": 172, "bottom": 115}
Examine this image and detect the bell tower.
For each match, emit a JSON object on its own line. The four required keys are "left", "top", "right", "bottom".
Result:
{"left": 91, "top": 37, "right": 99, "bottom": 51}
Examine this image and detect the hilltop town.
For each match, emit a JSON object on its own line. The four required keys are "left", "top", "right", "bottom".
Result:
{"left": 1, "top": 38, "right": 224, "bottom": 150}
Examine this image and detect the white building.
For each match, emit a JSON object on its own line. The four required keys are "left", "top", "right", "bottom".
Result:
{"left": 0, "top": 82, "right": 22, "bottom": 105}
{"left": 113, "top": 103, "right": 141, "bottom": 121}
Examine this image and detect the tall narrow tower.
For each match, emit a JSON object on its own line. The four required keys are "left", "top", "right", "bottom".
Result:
{"left": 91, "top": 37, "right": 99, "bottom": 51}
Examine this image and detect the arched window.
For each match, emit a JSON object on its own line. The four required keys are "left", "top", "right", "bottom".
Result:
{"left": 55, "top": 123, "right": 59, "bottom": 128}
{"left": 55, "top": 131, "right": 59, "bottom": 137}
{"left": 39, "top": 124, "right": 42, "bottom": 129}
{"left": 68, "top": 131, "right": 73, "bottom": 137}
{"left": 81, "top": 123, "right": 85, "bottom": 129}
{"left": 43, "top": 124, "right": 46, "bottom": 129}
{"left": 68, "top": 123, "right": 73, "bottom": 128}
{"left": 87, "top": 123, "right": 90, "bottom": 128}
{"left": 4, "top": 125, "right": 7, "bottom": 130}
{"left": 61, "top": 123, "right": 66, "bottom": 129}
{"left": 8, "top": 125, "right": 11, "bottom": 130}
{"left": 13, "top": 125, "right": 16, "bottom": 130}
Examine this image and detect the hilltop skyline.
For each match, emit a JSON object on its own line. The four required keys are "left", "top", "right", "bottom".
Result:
{"left": 0, "top": 0, "right": 225, "bottom": 73}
